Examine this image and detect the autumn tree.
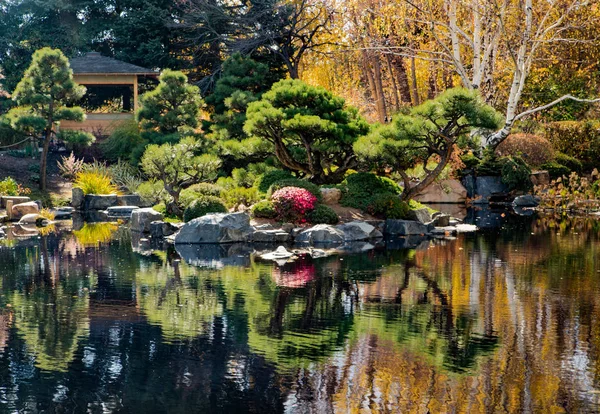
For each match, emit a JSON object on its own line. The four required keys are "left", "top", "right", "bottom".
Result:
{"left": 10, "top": 47, "right": 88, "bottom": 191}
{"left": 244, "top": 79, "right": 370, "bottom": 184}
{"left": 354, "top": 88, "right": 501, "bottom": 200}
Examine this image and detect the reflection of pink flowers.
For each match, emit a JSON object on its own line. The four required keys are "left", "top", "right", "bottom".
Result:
{"left": 271, "top": 187, "right": 317, "bottom": 223}
{"left": 272, "top": 261, "right": 317, "bottom": 288}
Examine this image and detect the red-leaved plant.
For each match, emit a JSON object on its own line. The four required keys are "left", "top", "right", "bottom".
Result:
{"left": 271, "top": 186, "right": 317, "bottom": 223}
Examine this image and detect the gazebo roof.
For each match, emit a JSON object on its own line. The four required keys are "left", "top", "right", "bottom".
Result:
{"left": 70, "top": 52, "right": 157, "bottom": 76}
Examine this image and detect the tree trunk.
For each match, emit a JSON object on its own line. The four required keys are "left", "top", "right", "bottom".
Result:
{"left": 385, "top": 55, "right": 401, "bottom": 112}
{"left": 40, "top": 129, "right": 51, "bottom": 192}
{"left": 410, "top": 56, "right": 420, "bottom": 105}
{"left": 391, "top": 56, "right": 413, "bottom": 104}
{"left": 371, "top": 54, "right": 387, "bottom": 123}
{"left": 401, "top": 145, "right": 454, "bottom": 201}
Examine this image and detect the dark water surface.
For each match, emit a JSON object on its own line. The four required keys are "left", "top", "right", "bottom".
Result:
{"left": 1, "top": 214, "right": 600, "bottom": 413}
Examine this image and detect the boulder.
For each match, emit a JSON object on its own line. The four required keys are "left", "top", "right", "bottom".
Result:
{"left": 52, "top": 207, "right": 74, "bottom": 220}
{"left": 431, "top": 213, "right": 451, "bottom": 227}
{"left": 513, "top": 194, "right": 540, "bottom": 207}
{"left": 385, "top": 219, "right": 432, "bottom": 236}
{"left": 11, "top": 201, "right": 39, "bottom": 220}
{"left": 336, "top": 221, "right": 383, "bottom": 241}
{"left": 71, "top": 188, "right": 85, "bottom": 210}
{"left": 531, "top": 171, "right": 550, "bottom": 187}
{"left": 150, "top": 220, "right": 180, "bottom": 239}
{"left": 131, "top": 208, "right": 164, "bottom": 233}
{"left": 174, "top": 213, "right": 253, "bottom": 244}
{"left": 106, "top": 206, "right": 140, "bottom": 219}
{"left": 251, "top": 229, "right": 291, "bottom": 243}
{"left": 85, "top": 194, "right": 118, "bottom": 210}
{"left": 295, "top": 224, "right": 345, "bottom": 244}
{"left": 117, "top": 194, "right": 145, "bottom": 207}
{"left": 414, "top": 179, "right": 468, "bottom": 204}
{"left": 1, "top": 196, "right": 30, "bottom": 208}
{"left": 18, "top": 213, "right": 40, "bottom": 225}
{"left": 407, "top": 208, "right": 432, "bottom": 224}
{"left": 472, "top": 176, "right": 509, "bottom": 204}
{"left": 320, "top": 188, "right": 342, "bottom": 205}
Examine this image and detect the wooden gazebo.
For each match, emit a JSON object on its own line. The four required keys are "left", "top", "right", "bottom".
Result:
{"left": 61, "top": 52, "right": 157, "bottom": 135}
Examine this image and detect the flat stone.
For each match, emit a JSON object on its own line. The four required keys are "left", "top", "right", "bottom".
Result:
{"left": 456, "top": 224, "right": 478, "bottom": 232}
{"left": 85, "top": 194, "right": 118, "bottom": 210}
{"left": 336, "top": 221, "right": 383, "bottom": 241}
{"left": 175, "top": 212, "right": 253, "bottom": 244}
{"left": 11, "top": 201, "right": 39, "bottom": 220}
{"left": 431, "top": 213, "right": 451, "bottom": 227}
{"left": 52, "top": 207, "right": 75, "bottom": 220}
{"left": 117, "top": 194, "right": 144, "bottom": 207}
{"left": 295, "top": 224, "right": 345, "bottom": 244}
{"left": 385, "top": 219, "right": 432, "bottom": 236}
{"left": 131, "top": 208, "right": 163, "bottom": 233}
{"left": 106, "top": 206, "right": 140, "bottom": 218}
{"left": 251, "top": 229, "right": 291, "bottom": 243}
{"left": 1, "top": 196, "right": 30, "bottom": 208}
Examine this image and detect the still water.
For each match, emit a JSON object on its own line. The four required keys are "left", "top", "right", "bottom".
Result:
{"left": 1, "top": 213, "right": 600, "bottom": 413}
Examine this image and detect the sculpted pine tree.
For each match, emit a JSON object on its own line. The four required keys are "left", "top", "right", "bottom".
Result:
{"left": 354, "top": 88, "right": 501, "bottom": 200}
{"left": 244, "top": 79, "right": 370, "bottom": 184}
{"left": 11, "top": 47, "right": 88, "bottom": 191}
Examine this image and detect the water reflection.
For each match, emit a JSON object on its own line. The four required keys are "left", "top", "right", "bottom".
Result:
{"left": 0, "top": 214, "right": 600, "bottom": 411}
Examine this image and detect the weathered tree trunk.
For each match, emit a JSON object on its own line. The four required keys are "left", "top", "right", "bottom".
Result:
{"left": 427, "top": 63, "right": 437, "bottom": 99}
{"left": 401, "top": 146, "right": 454, "bottom": 201}
{"left": 371, "top": 54, "right": 387, "bottom": 123}
{"left": 385, "top": 55, "right": 401, "bottom": 112}
{"left": 391, "top": 56, "right": 413, "bottom": 104}
{"left": 410, "top": 56, "right": 420, "bottom": 105}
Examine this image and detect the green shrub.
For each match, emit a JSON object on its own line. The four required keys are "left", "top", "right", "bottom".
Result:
{"left": 460, "top": 152, "right": 480, "bottom": 169}
{"left": 180, "top": 183, "right": 223, "bottom": 208}
{"left": 220, "top": 186, "right": 261, "bottom": 208}
{"left": 0, "top": 177, "right": 21, "bottom": 196}
{"left": 101, "top": 120, "right": 146, "bottom": 162}
{"left": 339, "top": 172, "right": 401, "bottom": 210}
{"left": 251, "top": 200, "right": 277, "bottom": 219}
{"left": 137, "top": 180, "right": 167, "bottom": 205}
{"left": 74, "top": 171, "right": 120, "bottom": 195}
{"left": 476, "top": 148, "right": 503, "bottom": 176}
{"left": 367, "top": 193, "right": 410, "bottom": 219}
{"left": 554, "top": 153, "right": 582, "bottom": 173}
{"left": 268, "top": 178, "right": 323, "bottom": 202}
{"left": 307, "top": 204, "right": 339, "bottom": 224}
{"left": 56, "top": 129, "right": 96, "bottom": 154}
{"left": 540, "top": 161, "right": 571, "bottom": 179}
{"left": 183, "top": 196, "right": 228, "bottom": 222}
{"left": 256, "top": 170, "right": 294, "bottom": 193}
{"left": 501, "top": 156, "right": 532, "bottom": 191}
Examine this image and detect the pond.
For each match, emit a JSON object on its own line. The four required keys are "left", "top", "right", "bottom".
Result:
{"left": 1, "top": 212, "right": 600, "bottom": 412}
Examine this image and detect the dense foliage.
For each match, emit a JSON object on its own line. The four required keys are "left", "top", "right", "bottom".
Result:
{"left": 183, "top": 196, "right": 228, "bottom": 222}
{"left": 271, "top": 187, "right": 317, "bottom": 224}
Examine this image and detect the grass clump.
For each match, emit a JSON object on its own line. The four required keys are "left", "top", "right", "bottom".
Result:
{"left": 74, "top": 171, "right": 120, "bottom": 195}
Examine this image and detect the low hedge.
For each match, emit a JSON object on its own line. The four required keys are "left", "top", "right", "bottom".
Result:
{"left": 183, "top": 196, "right": 228, "bottom": 222}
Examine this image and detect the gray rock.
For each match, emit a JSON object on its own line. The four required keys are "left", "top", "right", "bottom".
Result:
{"left": 52, "top": 207, "right": 74, "bottom": 220}
{"left": 176, "top": 243, "right": 252, "bottom": 268}
{"left": 513, "top": 194, "right": 540, "bottom": 207}
{"left": 251, "top": 229, "right": 291, "bottom": 243}
{"left": 385, "top": 219, "right": 432, "bottom": 236}
{"left": 84, "top": 210, "right": 109, "bottom": 222}
{"left": 1, "top": 196, "right": 31, "bottom": 208}
{"left": 150, "top": 220, "right": 180, "bottom": 238}
{"left": 131, "top": 208, "right": 164, "bottom": 233}
{"left": 18, "top": 213, "right": 40, "bottom": 225}
{"left": 295, "top": 224, "right": 345, "bottom": 244}
{"left": 414, "top": 179, "right": 468, "bottom": 204}
{"left": 85, "top": 194, "right": 118, "bottom": 210}
{"left": 336, "top": 221, "right": 383, "bottom": 241}
{"left": 106, "top": 206, "right": 140, "bottom": 219}
{"left": 430, "top": 226, "right": 458, "bottom": 235}
{"left": 175, "top": 212, "right": 253, "bottom": 244}
{"left": 11, "top": 201, "right": 39, "bottom": 220}
{"left": 407, "top": 208, "right": 432, "bottom": 224}
{"left": 117, "top": 194, "right": 144, "bottom": 207}
{"left": 71, "top": 188, "right": 85, "bottom": 210}
{"left": 431, "top": 213, "right": 451, "bottom": 227}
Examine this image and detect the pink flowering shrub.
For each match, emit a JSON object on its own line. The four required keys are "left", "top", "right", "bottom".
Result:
{"left": 271, "top": 186, "right": 317, "bottom": 223}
